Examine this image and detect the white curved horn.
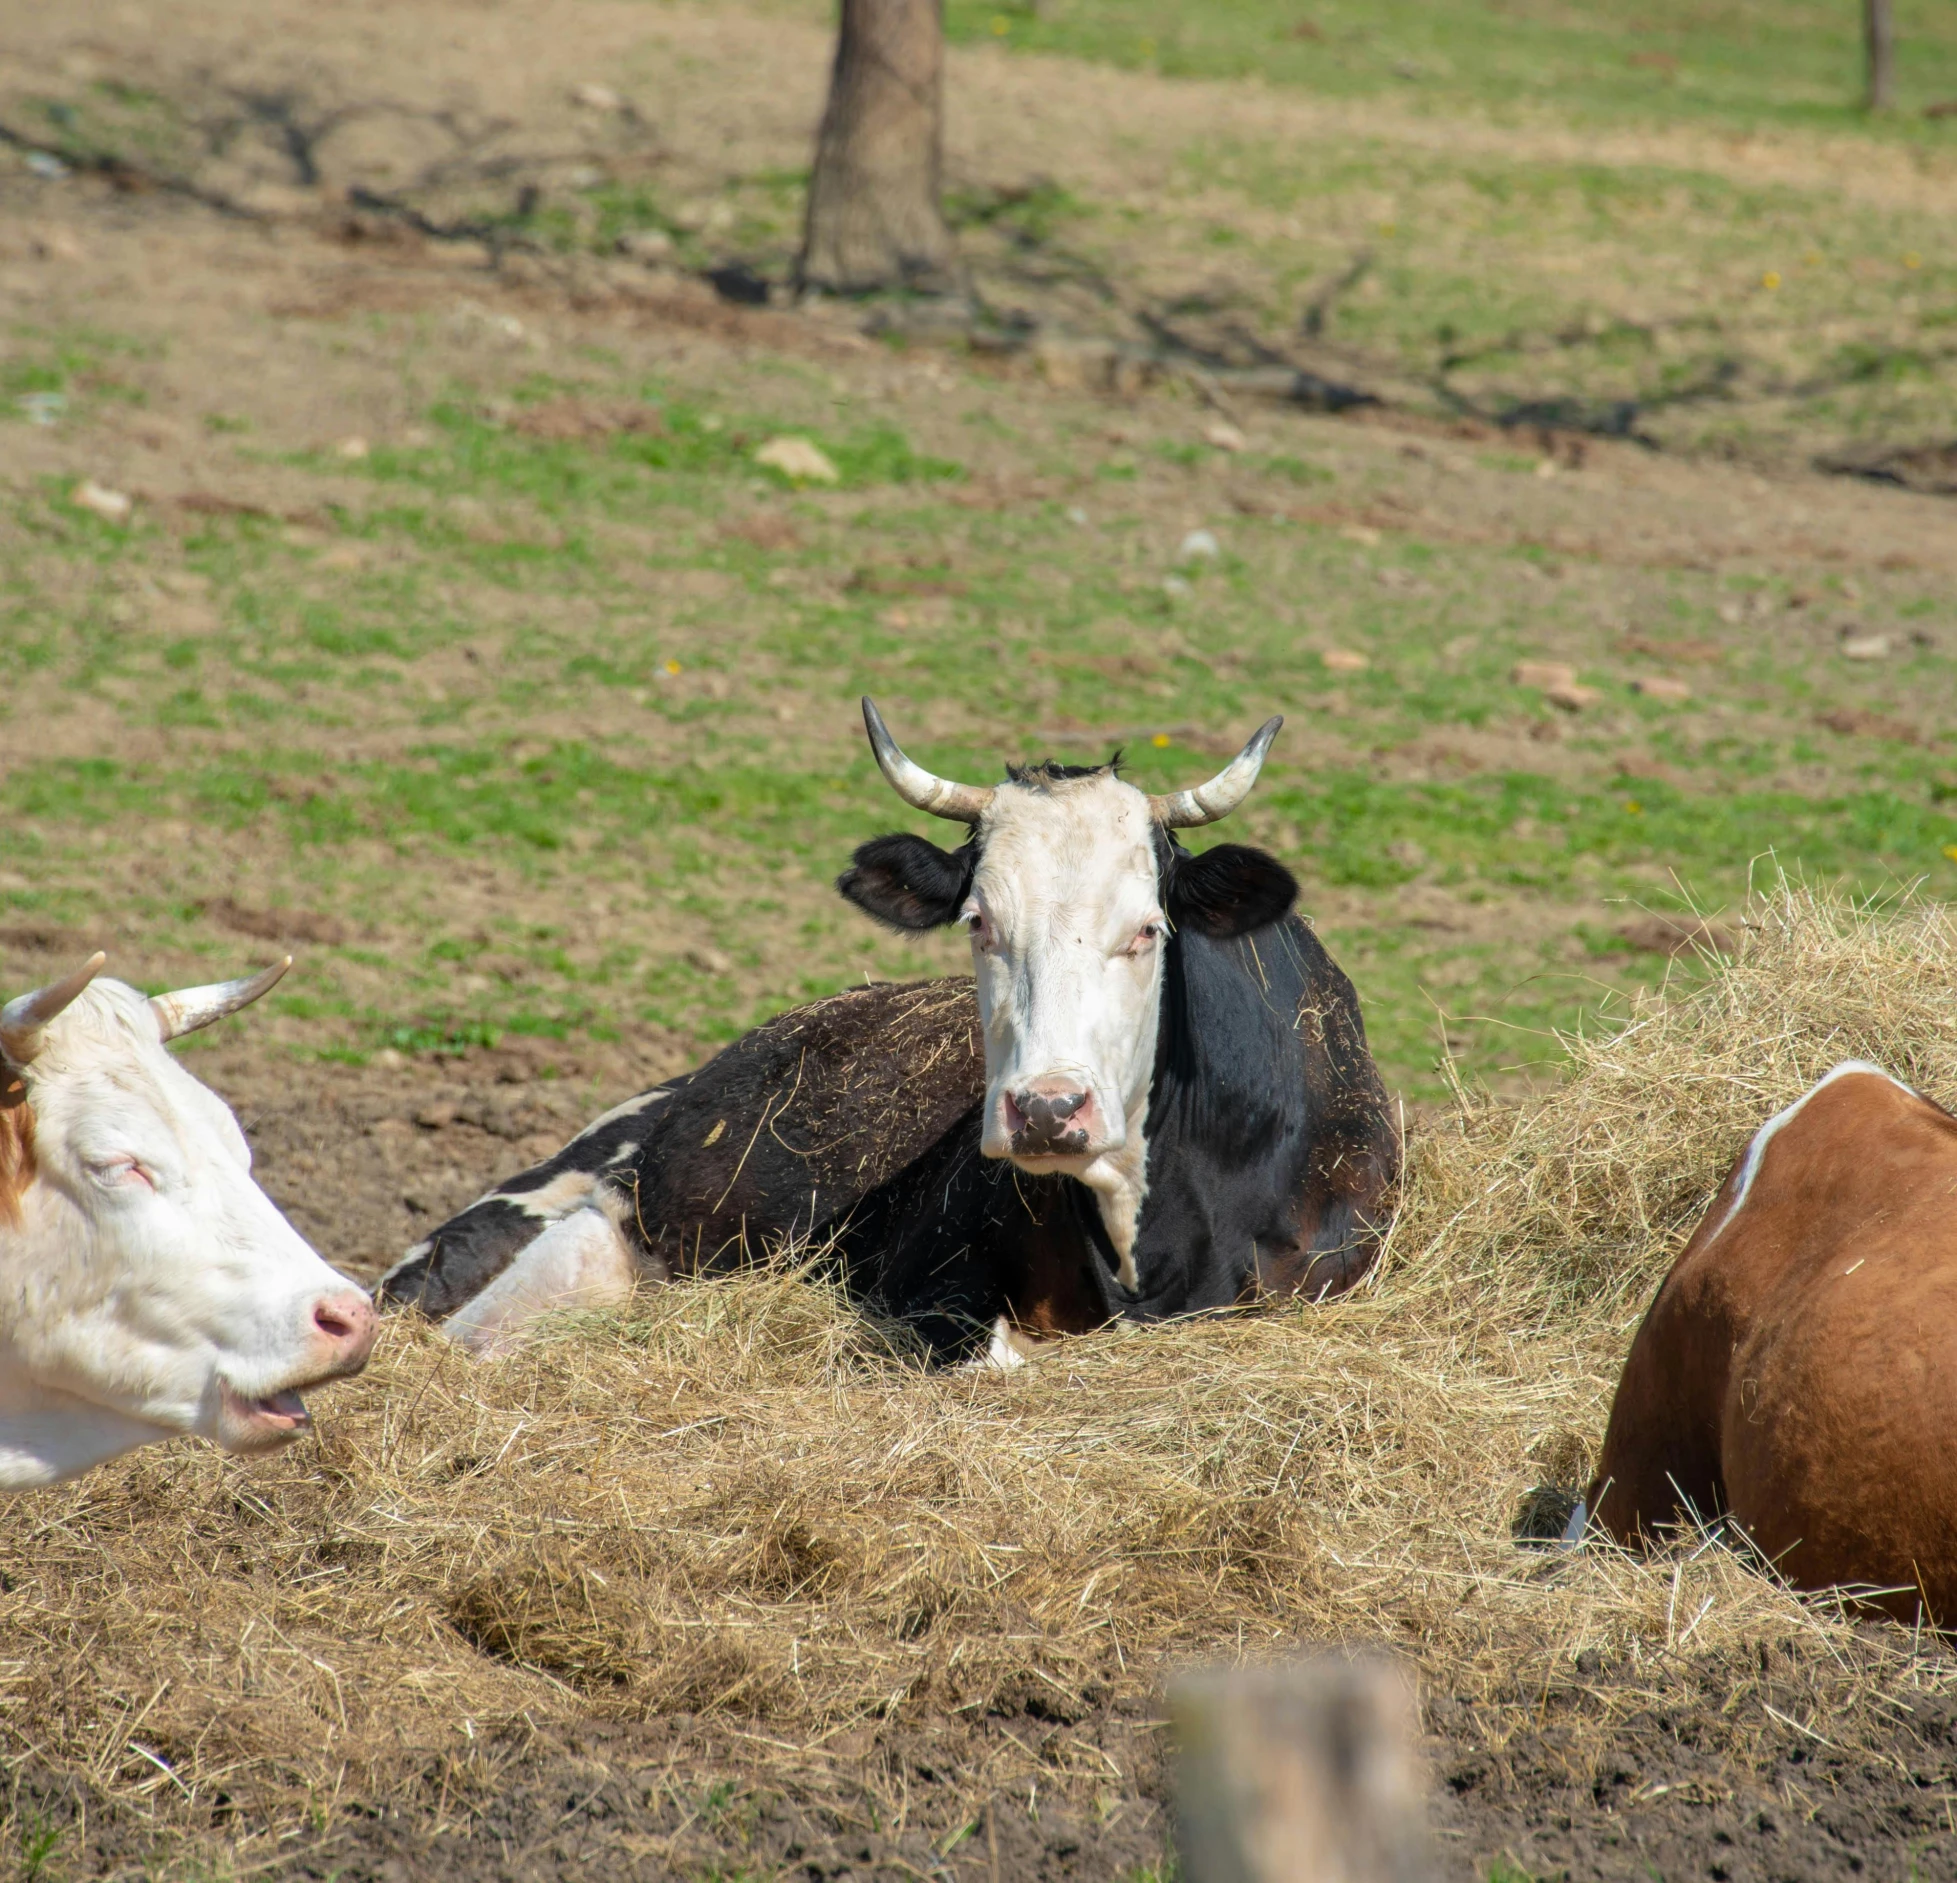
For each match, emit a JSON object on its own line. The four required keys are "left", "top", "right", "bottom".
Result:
{"left": 151, "top": 956, "right": 292, "bottom": 1043}
{"left": 861, "top": 698, "right": 994, "bottom": 825}
{"left": 1148, "top": 717, "right": 1284, "bottom": 829}
{"left": 0, "top": 952, "right": 107, "bottom": 1067}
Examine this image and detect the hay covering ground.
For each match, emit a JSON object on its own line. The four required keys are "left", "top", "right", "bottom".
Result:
{"left": 4, "top": 884, "right": 1956, "bottom": 1867}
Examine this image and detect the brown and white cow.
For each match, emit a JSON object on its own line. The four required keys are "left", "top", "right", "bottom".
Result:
{"left": 0, "top": 954, "right": 378, "bottom": 1487}
{"left": 1587, "top": 1061, "right": 1957, "bottom": 1620}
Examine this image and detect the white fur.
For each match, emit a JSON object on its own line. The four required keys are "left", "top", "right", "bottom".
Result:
{"left": 0, "top": 979, "right": 376, "bottom": 1487}
{"left": 438, "top": 1206, "right": 639, "bottom": 1357}
{"left": 1700, "top": 1060, "right": 1909, "bottom": 1250}
{"left": 966, "top": 772, "right": 1164, "bottom": 1285}
{"left": 962, "top": 1313, "right": 1033, "bottom": 1372}
{"left": 377, "top": 1089, "right": 672, "bottom": 1297}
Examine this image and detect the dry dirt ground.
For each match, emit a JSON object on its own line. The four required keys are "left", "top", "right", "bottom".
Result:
{"left": 5, "top": 3, "right": 1957, "bottom": 1879}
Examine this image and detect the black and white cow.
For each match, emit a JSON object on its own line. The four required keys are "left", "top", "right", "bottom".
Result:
{"left": 380, "top": 703, "right": 1399, "bottom": 1360}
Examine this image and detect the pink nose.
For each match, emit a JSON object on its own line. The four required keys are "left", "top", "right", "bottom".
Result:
{"left": 1007, "top": 1079, "right": 1097, "bottom": 1155}
{"left": 311, "top": 1291, "right": 379, "bottom": 1373}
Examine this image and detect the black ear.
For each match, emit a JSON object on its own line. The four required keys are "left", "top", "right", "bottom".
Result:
{"left": 838, "top": 833, "right": 975, "bottom": 932}
{"left": 1166, "top": 843, "right": 1298, "bottom": 939}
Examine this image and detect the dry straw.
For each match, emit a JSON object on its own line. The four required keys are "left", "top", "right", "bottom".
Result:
{"left": 2, "top": 881, "right": 1953, "bottom": 1855}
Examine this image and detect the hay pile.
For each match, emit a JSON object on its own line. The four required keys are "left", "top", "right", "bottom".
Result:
{"left": 1410, "top": 881, "right": 1957, "bottom": 1316}
{"left": 3, "top": 884, "right": 1954, "bottom": 1859}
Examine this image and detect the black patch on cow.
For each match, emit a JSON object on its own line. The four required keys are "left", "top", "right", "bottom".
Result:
{"left": 380, "top": 980, "right": 989, "bottom": 1329}
{"left": 831, "top": 1123, "right": 1122, "bottom": 1355}
{"left": 1162, "top": 840, "right": 1298, "bottom": 939}
{"left": 837, "top": 834, "right": 976, "bottom": 932}
{"left": 1115, "top": 887, "right": 1399, "bottom": 1318}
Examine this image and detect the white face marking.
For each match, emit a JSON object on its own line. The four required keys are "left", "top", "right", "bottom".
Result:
{"left": 0, "top": 979, "right": 376, "bottom": 1487}
{"left": 964, "top": 772, "right": 1165, "bottom": 1280}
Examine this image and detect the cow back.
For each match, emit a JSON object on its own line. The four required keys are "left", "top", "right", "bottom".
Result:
{"left": 381, "top": 979, "right": 983, "bottom": 1319}
{"left": 626, "top": 978, "right": 984, "bottom": 1270}
{"left": 1592, "top": 1066, "right": 1957, "bottom": 1618}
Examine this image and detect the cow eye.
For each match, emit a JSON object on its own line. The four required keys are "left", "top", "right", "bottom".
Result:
{"left": 960, "top": 902, "right": 994, "bottom": 950}
{"left": 90, "top": 1156, "right": 155, "bottom": 1191}
{"left": 1126, "top": 920, "right": 1164, "bottom": 956}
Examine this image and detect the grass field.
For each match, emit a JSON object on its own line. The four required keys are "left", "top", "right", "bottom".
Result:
{"left": 4, "top": 0, "right": 1957, "bottom": 1874}
{"left": 941, "top": 0, "right": 1957, "bottom": 130}
{"left": 5, "top": 0, "right": 1956, "bottom": 1106}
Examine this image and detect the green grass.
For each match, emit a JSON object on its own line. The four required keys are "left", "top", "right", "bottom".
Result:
{"left": 8, "top": 383, "right": 1955, "bottom": 1099}
{"left": 920, "top": 3, "right": 1957, "bottom": 465}
{"left": 1484, "top": 1859, "right": 1542, "bottom": 1883}
{"left": 6, "top": 4, "right": 1957, "bottom": 1101}
{"left": 947, "top": 0, "right": 1957, "bottom": 135}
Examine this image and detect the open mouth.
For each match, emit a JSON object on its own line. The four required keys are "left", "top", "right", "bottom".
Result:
{"left": 218, "top": 1382, "right": 312, "bottom": 1442}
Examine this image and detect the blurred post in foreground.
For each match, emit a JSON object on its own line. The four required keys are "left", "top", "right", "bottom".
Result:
{"left": 1173, "top": 1655, "right": 1430, "bottom": 1883}
{"left": 1865, "top": 0, "right": 1896, "bottom": 110}
{"left": 798, "top": 0, "right": 958, "bottom": 295}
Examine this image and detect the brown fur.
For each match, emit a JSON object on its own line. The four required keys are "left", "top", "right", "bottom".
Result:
{"left": 0, "top": 1101, "right": 36, "bottom": 1228}
{"left": 999, "top": 1183, "right": 1120, "bottom": 1339}
{"left": 1590, "top": 1070, "right": 1957, "bottom": 1622}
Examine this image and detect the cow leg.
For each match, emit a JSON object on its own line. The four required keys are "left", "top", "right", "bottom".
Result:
{"left": 439, "top": 1207, "right": 643, "bottom": 1358}
{"left": 965, "top": 1315, "right": 1036, "bottom": 1371}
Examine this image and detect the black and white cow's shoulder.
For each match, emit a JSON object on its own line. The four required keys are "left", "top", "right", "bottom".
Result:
{"left": 377, "top": 978, "right": 983, "bottom": 1322}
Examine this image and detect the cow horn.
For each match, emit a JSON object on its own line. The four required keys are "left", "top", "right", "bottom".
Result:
{"left": 1148, "top": 717, "right": 1284, "bottom": 829}
{"left": 0, "top": 952, "right": 108, "bottom": 1067}
{"left": 861, "top": 698, "right": 994, "bottom": 825}
{"left": 151, "top": 957, "right": 292, "bottom": 1043}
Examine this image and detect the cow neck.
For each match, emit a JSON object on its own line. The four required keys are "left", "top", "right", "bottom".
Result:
{"left": 1073, "top": 1099, "right": 1149, "bottom": 1291}
{"left": 0, "top": 1380, "right": 175, "bottom": 1489}
{"left": 1122, "top": 918, "right": 1301, "bottom": 1300}
{"left": 1064, "top": 1177, "right": 1134, "bottom": 1317}
{"left": 1074, "top": 883, "right": 1165, "bottom": 1292}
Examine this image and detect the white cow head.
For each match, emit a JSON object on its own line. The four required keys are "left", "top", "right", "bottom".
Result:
{"left": 0, "top": 954, "right": 378, "bottom": 1488}
{"left": 838, "top": 700, "right": 1297, "bottom": 1283}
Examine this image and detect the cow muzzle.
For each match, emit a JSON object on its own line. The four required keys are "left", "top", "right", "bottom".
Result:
{"left": 311, "top": 1290, "right": 381, "bottom": 1375}
{"left": 213, "top": 1289, "right": 380, "bottom": 1453}
{"left": 1003, "top": 1079, "right": 1100, "bottom": 1159}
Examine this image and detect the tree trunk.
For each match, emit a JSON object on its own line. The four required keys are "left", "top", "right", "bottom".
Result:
{"left": 798, "top": 0, "right": 958, "bottom": 295}
{"left": 1864, "top": 0, "right": 1895, "bottom": 110}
